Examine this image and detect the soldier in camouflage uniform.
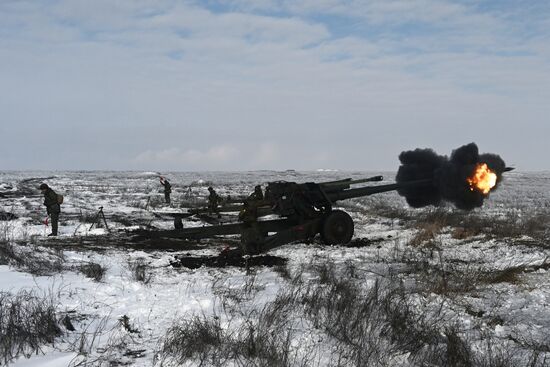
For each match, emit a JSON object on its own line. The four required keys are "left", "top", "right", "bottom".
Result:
{"left": 238, "top": 200, "right": 264, "bottom": 254}
{"left": 207, "top": 186, "right": 221, "bottom": 218}
{"left": 39, "top": 183, "right": 60, "bottom": 236}
{"left": 160, "top": 176, "right": 172, "bottom": 204}
{"left": 248, "top": 185, "right": 264, "bottom": 202}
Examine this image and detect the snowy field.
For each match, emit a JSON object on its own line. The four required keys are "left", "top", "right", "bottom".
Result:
{"left": 1, "top": 170, "right": 549, "bottom": 366}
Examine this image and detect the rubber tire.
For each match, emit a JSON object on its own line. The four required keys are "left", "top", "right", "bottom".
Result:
{"left": 321, "top": 210, "right": 354, "bottom": 245}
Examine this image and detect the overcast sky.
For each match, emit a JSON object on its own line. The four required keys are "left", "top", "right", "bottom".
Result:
{"left": 1, "top": 0, "right": 549, "bottom": 171}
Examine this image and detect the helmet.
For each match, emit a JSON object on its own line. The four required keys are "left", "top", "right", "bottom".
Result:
{"left": 39, "top": 183, "right": 49, "bottom": 190}
{"left": 208, "top": 186, "right": 213, "bottom": 191}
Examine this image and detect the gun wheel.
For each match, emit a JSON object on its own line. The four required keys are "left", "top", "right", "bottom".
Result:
{"left": 321, "top": 210, "right": 354, "bottom": 245}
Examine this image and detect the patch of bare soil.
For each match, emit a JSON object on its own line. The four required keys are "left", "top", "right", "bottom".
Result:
{"left": 0, "top": 211, "right": 17, "bottom": 220}
{"left": 39, "top": 230, "right": 240, "bottom": 252}
{"left": 346, "top": 237, "right": 385, "bottom": 248}
{"left": 170, "top": 249, "right": 287, "bottom": 269}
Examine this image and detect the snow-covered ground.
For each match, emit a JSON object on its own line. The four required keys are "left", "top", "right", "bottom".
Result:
{"left": 0, "top": 170, "right": 549, "bottom": 366}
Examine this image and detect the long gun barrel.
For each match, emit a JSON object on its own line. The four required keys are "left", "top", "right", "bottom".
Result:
{"left": 320, "top": 175, "right": 383, "bottom": 186}
{"left": 223, "top": 175, "right": 385, "bottom": 205}
{"left": 320, "top": 175, "right": 384, "bottom": 192}
{"left": 326, "top": 179, "right": 433, "bottom": 202}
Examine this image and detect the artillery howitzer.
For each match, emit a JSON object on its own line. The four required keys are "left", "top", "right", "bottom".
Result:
{"left": 163, "top": 176, "right": 390, "bottom": 225}
{"left": 152, "top": 175, "right": 434, "bottom": 254}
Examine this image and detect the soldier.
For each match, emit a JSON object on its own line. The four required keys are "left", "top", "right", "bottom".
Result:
{"left": 160, "top": 176, "right": 172, "bottom": 204}
{"left": 207, "top": 186, "right": 221, "bottom": 218}
{"left": 238, "top": 200, "right": 264, "bottom": 254}
{"left": 39, "top": 183, "right": 60, "bottom": 236}
{"left": 248, "top": 185, "right": 264, "bottom": 201}
{"left": 238, "top": 199, "right": 258, "bottom": 223}
{"left": 185, "top": 186, "right": 192, "bottom": 200}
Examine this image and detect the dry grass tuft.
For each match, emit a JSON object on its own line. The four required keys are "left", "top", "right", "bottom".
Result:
{"left": 78, "top": 262, "right": 107, "bottom": 282}
{"left": 0, "top": 290, "right": 62, "bottom": 365}
{"left": 127, "top": 258, "right": 152, "bottom": 284}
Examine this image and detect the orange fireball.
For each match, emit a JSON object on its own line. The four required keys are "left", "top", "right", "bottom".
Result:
{"left": 467, "top": 163, "right": 497, "bottom": 194}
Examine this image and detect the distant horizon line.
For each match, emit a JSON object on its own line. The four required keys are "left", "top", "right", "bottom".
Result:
{"left": 0, "top": 168, "right": 392, "bottom": 173}
{"left": 0, "top": 168, "right": 542, "bottom": 174}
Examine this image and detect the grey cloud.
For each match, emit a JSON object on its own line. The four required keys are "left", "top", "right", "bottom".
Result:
{"left": 1, "top": 0, "right": 549, "bottom": 171}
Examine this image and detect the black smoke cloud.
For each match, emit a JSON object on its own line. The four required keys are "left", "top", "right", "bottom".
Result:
{"left": 396, "top": 143, "right": 507, "bottom": 210}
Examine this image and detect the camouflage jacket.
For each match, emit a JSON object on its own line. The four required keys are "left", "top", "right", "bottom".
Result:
{"left": 43, "top": 188, "right": 60, "bottom": 215}
{"left": 208, "top": 191, "right": 220, "bottom": 206}
{"left": 161, "top": 180, "right": 172, "bottom": 193}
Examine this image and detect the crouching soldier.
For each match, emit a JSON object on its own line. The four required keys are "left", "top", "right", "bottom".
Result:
{"left": 39, "top": 183, "right": 61, "bottom": 236}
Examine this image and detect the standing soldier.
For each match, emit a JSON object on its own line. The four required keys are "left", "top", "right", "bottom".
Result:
{"left": 185, "top": 186, "right": 192, "bottom": 200}
{"left": 207, "top": 186, "right": 221, "bottom": 218}
{"left": 238, "top": 199, "right": 264, "bottom": 254}
{"left": 39, "top": 183, "right": 61, "bottom": 236}
{"left": 160, "top": 176, "right": 172, "bottom": 205}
